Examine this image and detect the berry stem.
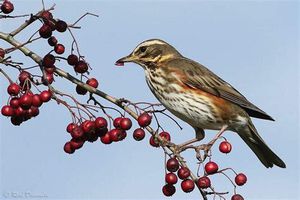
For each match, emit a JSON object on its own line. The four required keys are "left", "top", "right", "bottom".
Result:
{"left": 69, "top": 12, "right": 99, "bottom": 28}
{"left": 0, "top": 67, "right": 13, "bottom": 83}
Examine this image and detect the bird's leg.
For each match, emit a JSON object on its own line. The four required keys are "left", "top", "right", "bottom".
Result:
{"left": 203, "top": 125, "right": 228, "bottom": 159}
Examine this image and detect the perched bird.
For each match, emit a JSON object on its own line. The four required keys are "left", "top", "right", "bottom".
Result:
{"left": 116, "top": 39, "right": 286, "bottom": 168}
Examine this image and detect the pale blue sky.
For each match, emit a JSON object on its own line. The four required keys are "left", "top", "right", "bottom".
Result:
{"left": 0, "top": 0, "right": 299, "bottom": 200}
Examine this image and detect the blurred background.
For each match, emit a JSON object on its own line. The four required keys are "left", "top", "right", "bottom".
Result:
{"left": 0, "top": 0, "right": 299, "bottom": 199}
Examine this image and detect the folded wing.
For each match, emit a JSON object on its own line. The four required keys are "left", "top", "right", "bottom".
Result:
{"left": 168, "top": 58, "right": 274, "bottom": 121}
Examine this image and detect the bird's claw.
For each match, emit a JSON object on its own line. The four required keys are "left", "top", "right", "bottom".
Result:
{"left": 202, "top": 143, "right": 213, "bottom": 161}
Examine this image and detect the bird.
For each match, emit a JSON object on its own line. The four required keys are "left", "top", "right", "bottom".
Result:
{"left": 116, "top": 39, "right": 286, "bottom": 168}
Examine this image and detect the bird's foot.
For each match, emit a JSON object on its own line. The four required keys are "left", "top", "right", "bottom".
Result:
{"left": 202, "top": 142, "right": 213, "bottom": 160}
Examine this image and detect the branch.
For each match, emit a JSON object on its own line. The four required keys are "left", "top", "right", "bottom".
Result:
{"left": 0, "top": 31, "right": 207, "bottom": 199}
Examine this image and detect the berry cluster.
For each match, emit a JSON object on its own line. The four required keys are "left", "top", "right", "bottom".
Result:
{"left": 39, "top": 10, "right": 67, "bottom": 39}
{"left": 64, "top": 112, "right": 153, "bottom": 154}
{"left": 64, "top": 117, "right": 108, "bottom": 153}
{"left": 160, "top": 140, "right": 247, "bottom": 199}
{"left": 41, "top": 52, "right": 90, "bottom": 87}
{"left": 162, "top": 157, "right": 195, "bottom": 196}
{"left": 198, "top": 141, "right": 246, "bottom": 200}
{"left": 37, "top": 8, "right": 91, "bottom": 87}
{"left": 1, "top": 71, "right": 52, "bottom": 126}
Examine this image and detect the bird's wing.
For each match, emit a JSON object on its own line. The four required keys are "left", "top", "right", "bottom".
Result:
{"left": 167, "top": 58, "right": 274, "bottom": 121}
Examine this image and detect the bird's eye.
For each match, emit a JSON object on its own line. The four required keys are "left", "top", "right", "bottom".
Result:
{"left": 140, "top": 46, "right": 147, "bottom": 53}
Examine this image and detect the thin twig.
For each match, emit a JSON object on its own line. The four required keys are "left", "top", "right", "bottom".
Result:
{"left": 69, "top": 12, "right": 99, "bottom": 27}
{"left": 0, "top": 68, "right": 13, "bottom": 83}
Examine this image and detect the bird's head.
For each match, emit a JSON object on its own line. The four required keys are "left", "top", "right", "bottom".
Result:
{"left": 116, "top": 39, "right": 182, "bottom": 69}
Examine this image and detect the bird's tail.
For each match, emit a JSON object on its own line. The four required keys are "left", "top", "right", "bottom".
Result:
{"left": 237, "top": 122, "right": 286, "bottom": 168}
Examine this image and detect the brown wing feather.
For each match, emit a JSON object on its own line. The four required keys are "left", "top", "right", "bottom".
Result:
{"left": 167, "top": 57, "right": 274, "bottom": 121}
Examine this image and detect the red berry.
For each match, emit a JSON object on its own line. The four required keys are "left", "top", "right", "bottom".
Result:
{"left": 1, "top": 1, "right": 14, "bottom": 14}
{"left": 197, "top": 176, "right": 211, "bottom": 189}
{"left": 23, "top": 109, "right": 32, "bottom": 121}
{"left": 40, "top": 10, "right": 53, "bottom": 21}
{"left": 86, "top": 132, "right": 99, "bottom": 143}
{"left": 166, "top": 158, "right": 179, "bottom": 172}
{"left": 39, "top": 24, "right": 52, "bottom": 38}
{"left": 165, "top": 173, "right": 178, "bottom": 184}
{"left": 119, "top": 130, "right": 127, "bottom": 140}
{"left": 137, "top": 112, "right": 152, "bottom": 127}
{"left": 76, "top": 85, "right": 87, "bottom": 95}
{"left": 159, "top": 131, "right": 171, "bottom": 141}
{"left": 45, "top": 19, "right": 57, "bottom": 31}
{"left": 71, "top": 126, "right": 84, "bottom": 140}
{"left": 9, "top": 97, "right": 19, "bottom": 108}
{"left": 235, "top": 173, "right": 247, "bottom": 186}
{"left": 1, "top": 105, "right": 14, "bottom": 116}
{"left": 219, "top": 141, "right": 232, "bottom": 154}
{"left": 28, "top": 106, "right": 38, "bottom": 117}
{"left": 28, "top": 106, "right": 39, "bottom": 117}
{"left": 54, "top": 44, "right": 65, "bottom": 54}
{"left": 32, "top": 94, "right": 43, "bottom": 107}
{"left": 68, "top": 125, "right": 84, "bottom": 139}
{"left": 64, "top": 142, "right": 75, "bottom": 154}
{"left": 95, "top": 117, "right": 108, "bottom": 129}
{"left": 14, "top": 106, "right": 24, "bottom": 117}
{"left": 100, "top": 133, "right": 112, "bottom": 144}
{"left": 47, "top": 36, "right": 57, "bottom": 46}
{"left": 162, "top": 184, "right": 176, "bottom": 197}
{"left": 67, "top": 54, "right": 78, "bottom": 65}
{"left": 113, "top": 117, "right": 123, "bottom": 128}
{"left": 70, "top": 138, "right": 84, "bottom": 150}
{"left": 42, "top": 73, "right": 54, "bottom": 85}
{"left": 149, "top": 135, "right": 159, "bottom": 147}
{"left": 177, "top": 167, "right": 190, "bottom": 180}
{"left": 81, "top": 120, "right": 95, "bottom": 133}
{"left": 133, "top": 128, "right": 145, "bottom": 141}
{"left": 109, "top": 129, "right": 123, "bottom": 142}
{"left": 18, "top": 71, "right": 31, "bottom": 84}
{"left": 42, "top": 54, "right": 55, "bottom": 68}
{"left": 39, "top": 90, "right": 52, "bottom": 102}
{"left": 181, "top": 179, "right": 195, "bottom": 193}
{"left": 11, "top": 116, "right": 23, "bottom": 126}
{"left": 55, "top": 20, "right": 68, "bottom": 32}
{"left": 86, "top": 78, "right": 99, "bottom": 88}
{"left": 7, "top": 83, "right": 20, "bottom": 96}
{"left": 19, "top": 94, "right": 33, "bottom": 110}
{"left": 74, "top": 60, "right": 88, "bottom": 73}
{"left": 66, "top": 123, "right": 76, "bottom": 133}
{"left": 231, "top": 194, "right": 244, "bottom": 200}
{"left": 0, "top": 48, "right": 5, "bottom": 58}
{"left": 205, "top": 161, "right": 219, "bottom": 174}
{"left": 95, "top": 127, "right": 108, "bottom": 137}
{"left": 120, "top": 118, "right": 132, "bottom": 130}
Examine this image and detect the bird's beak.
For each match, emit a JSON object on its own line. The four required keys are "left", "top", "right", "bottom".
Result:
{"left": 115, "top": 53, "right": 136, "bottom": 66}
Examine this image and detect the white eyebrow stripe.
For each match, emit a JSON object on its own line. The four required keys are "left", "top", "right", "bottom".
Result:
{"left": 133, "top": 39, "right": 167, "bottom": 53}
